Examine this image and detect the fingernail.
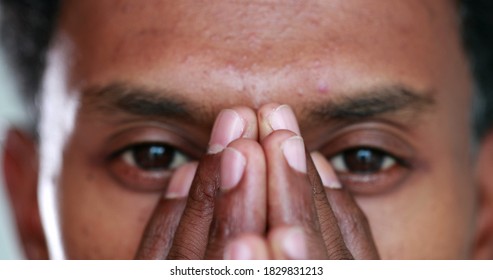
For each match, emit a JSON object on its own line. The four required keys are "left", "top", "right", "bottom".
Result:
{"left": 282, "top": 227, "right": 308, "bottom": 259}
{"left": 224, "top": 240, "right": 252, "bottom": 260}
{"left": 311, "top": 152, "right": 342, "bottom": 189}
{"left": 165, "top": 162, "right": 197, "bottom": 199}
{"left": 208, "top": 109, "right": 245, "bottom": 154}
{"left": 268, "top": 105, "right": 301, "bottom": 134}
{"left": 282, "top": 136, "right": 307, "bottom": 173}
{"left": 221, "top": 148, "right": 246, "bottom": 191}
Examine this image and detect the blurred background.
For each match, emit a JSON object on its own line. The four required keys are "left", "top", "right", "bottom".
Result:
{"left": 0, "top": 16, "right": 25, "bottom": 258}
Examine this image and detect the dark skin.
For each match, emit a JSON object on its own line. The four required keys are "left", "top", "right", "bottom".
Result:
{"left": 134, "top": 105, "right": 378, "bottom": 259}
{"left": 7, "top": 0, "right": 493, "bottom": 260}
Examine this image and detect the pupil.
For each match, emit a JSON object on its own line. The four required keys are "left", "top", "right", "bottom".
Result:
{"left": 133, "top": 144, "right": 174, "bottom": 170}
{"left": 343, "top": 148, "right": 384, "bottom": 174}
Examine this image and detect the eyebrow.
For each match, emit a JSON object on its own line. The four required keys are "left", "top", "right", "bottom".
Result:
{"left": 86, "top": 82, "right": 434, "bottom": 126}
{"left": 308, "top": 85, "right": 435, "bottom": 122}
{"left": 85, "top": 83, "right": 208, "bottom": 124}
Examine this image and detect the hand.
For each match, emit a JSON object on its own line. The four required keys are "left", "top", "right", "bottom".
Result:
{"left": 224, "top": 104, "right": 380, "bottom": 259}
{"left": 135, "top": 107, "right": 267, "bottom": 259}
{"left": 135, "top": 104, "right": 379, "bottom": 259}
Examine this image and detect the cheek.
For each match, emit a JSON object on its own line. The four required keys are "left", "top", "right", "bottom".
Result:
{"left": 58, "top": 147, "right": 161, "bottom": 259}
{"left": 356, "top": 162, "right": 476, "bottom": 259}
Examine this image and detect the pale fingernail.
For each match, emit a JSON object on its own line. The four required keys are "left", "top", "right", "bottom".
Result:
{"left": 208, "top": 109, "right": 245, "bottom": 154}
{"left": 268, "top": 105, "right": 301, "bottom": 134}
{"left": 311, "top": 152, "right": 342, "bottom": 189}
{"left": 224, "top": 240, "right": 252, "bottom": 260}
{"left": 165, "top": 162, "right": 198, "bottom": 199}
{"left": 282, "top": 136, "right": 307, "bottom": 173}
{"left": 221, "top": 148, "right": 246, "bottom": 191}
{"left": 282, "top": 227, "right": 308, "bottom": 259}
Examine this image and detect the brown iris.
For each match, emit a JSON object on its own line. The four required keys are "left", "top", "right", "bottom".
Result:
{"left": 131, "top": 144, "right": 176, "bottom": 170}
{"left": 342, "top": 148, "right": 387, "bottom": 174}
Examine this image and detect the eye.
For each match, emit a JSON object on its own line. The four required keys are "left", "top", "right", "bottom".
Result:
{"left": 319, "top": 125, "right": 417, "bottom": 195}
{"left": 121, "top": 143, "right": 189, "bottom": 171}
{"left": 328, "top": 147, "right": 411, "bottom": 194}
{"left": 330, "top": 148, "right": 396, "bottom": 174}
{"left": 108, "top": 143, "right": 191, "bottom": 191}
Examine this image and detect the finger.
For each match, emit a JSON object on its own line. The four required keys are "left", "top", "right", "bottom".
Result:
{"left": 306, "top": 153, "right": 353, "bottom": 259}
{"left": 259, "top": 103, "right": 351, "bottom": 259}
{"left": 258, "top": 104, "right": 305, "bottom": 227}
{"left": 205, "top": 139, "right": 266, "bottom": 259}
{"left": 268, "top": 226, "right": 308, "bottom": 260}
{"left": 167, "top": 107, "right": 257, "bottom": 259}
{"left": 311, "top": 152, "right": 380, "bottom": 259}
{"left": 224, "top": 234, "right": 270, "bottom": 260}
{"left": 259, "top": 104, "right": 327, "bottom": 258}
{"left": 261, "top": 129, "right": 327, "bottom": 259}
{"left": 208, "top": 107, "right": 258, "bottom": 154}
{"left": 258, "top": 103, "right": 301, "bottom": 140}
{"left": 166, "top": 153, "right": 219, "bottom": 259}
{"left": 135, "top": 162, "right": 197, "bottom": 259}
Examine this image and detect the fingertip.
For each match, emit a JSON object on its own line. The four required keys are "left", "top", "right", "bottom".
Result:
{"left": 261, "top": 129, "right": 298, "bottom": 148}
{"left": 220, "top": 147, "right": 246, "bottom": 191}
{"left": 224, "top": 235, "right": 269, "bottom": 260}
{"left": 310, "top": 152, "right": 342, "bottom": 189}
{"left": 282, "top": 136, "right": 307, "bottom": 174}
{"left": 208, "top": 109, "right": 245, "bottom": 154}
{"left": 165, "top": 161, "right": 198, "bottom": 199}
{"left": 258, "top": 103, "right": 300, "bottom": 140}
{"left": 258, "top": 103, "right": 281, "bottom": 140}
{"left": 208, "top": 107, "right": 259, "bottom": 154}
{"left": 224, "top": 239, "right": 252, "bottom": 260}
{"left": 230, "top": 106, "right": 258, "bottom": 140}
{"left": 261, "top": 130, "right": 307, "bottom": 174}
{"left": 226, "top": 137, "right": 265, "bottom": 164}
{"left": 268, "top": 226, "right": 308, "bottom": 260}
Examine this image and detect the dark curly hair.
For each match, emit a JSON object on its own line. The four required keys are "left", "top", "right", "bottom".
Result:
{"left": 1, "top": 0, "right": 493, "bottom": 140}
{"left": 0, "top": 1, "right": 59, "bottom": 124}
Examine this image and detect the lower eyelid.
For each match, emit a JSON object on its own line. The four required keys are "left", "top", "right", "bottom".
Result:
{"left": 340, "top": 174, "right": 377, "bottom": 183}
{"left": 107, "top": 156, "right": 174, "bottom": 192}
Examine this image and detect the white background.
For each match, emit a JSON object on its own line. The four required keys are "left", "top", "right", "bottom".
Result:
{"left": 0, "top": 15, "right": 26, "bottom": 258}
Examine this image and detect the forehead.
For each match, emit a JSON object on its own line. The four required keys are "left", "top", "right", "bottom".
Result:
{"left": 58, "top": 0, "right": 464, "bottom": 112}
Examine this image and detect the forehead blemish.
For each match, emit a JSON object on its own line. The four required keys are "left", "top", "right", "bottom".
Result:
{"left": 317, "top": 80, "right": 329, "bottom": 94}
{"left": 297, "top": 87, "right": 305, "bottom": 97}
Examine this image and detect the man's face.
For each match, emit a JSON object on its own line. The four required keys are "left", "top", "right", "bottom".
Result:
{"left": 39, "top": 0, "right": 475, "bottom": 259}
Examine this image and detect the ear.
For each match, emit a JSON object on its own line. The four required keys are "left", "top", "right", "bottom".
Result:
{"left": 473, "top": 131, "right": 493, "bottom": 259}
{"left": 2, "top": 128, "right": 48, "bottom": 259}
